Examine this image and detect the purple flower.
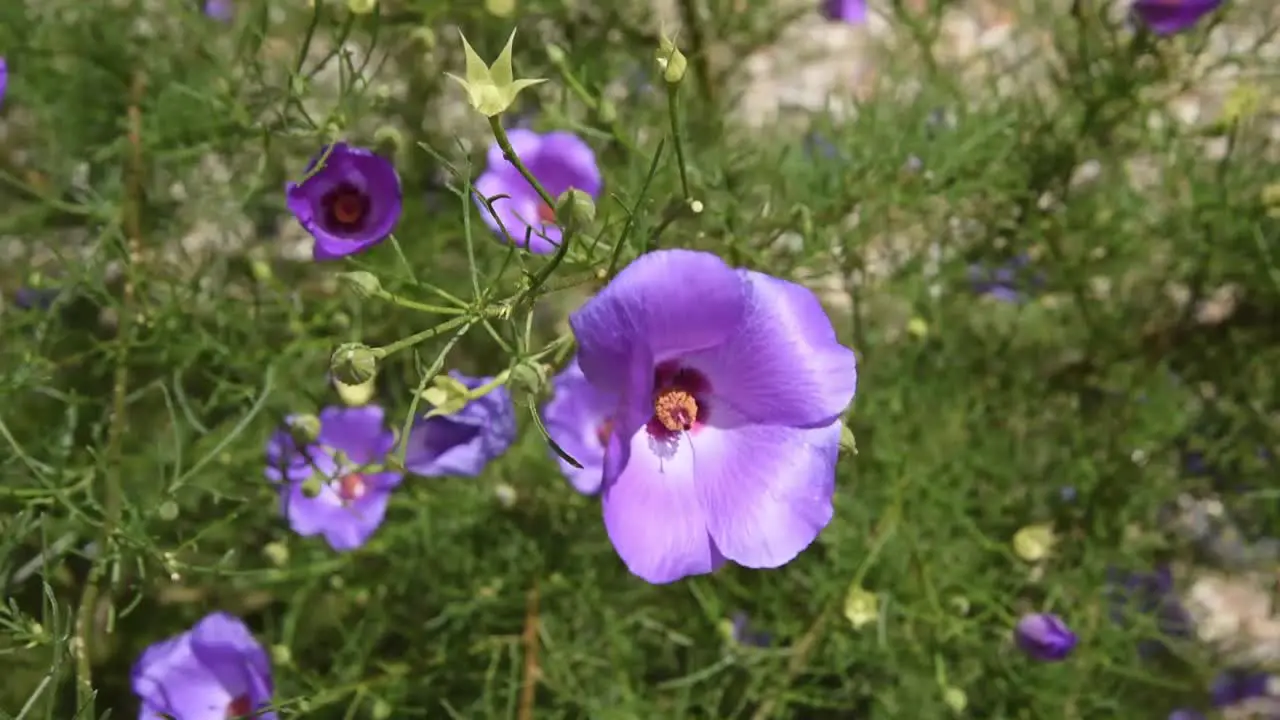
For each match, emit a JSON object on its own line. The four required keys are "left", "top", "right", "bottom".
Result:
{"left": 14, "top": 287, "right": 59, "bottom": 310}
{"left": 286, "top": 143, "right": 402, "bottom": 261}
{"left": 0, "top": 57, "right": 7, "bottom": 107}
{"left": 131, "top": 612, "right": 276, "bottom": 720}
{"left": 542, "top": 358, "right": 617, "bottom": 494}
{"left": 822, "top": 0, "right": 867, "bottom": 23}
{"left": 204, "top": 0, "right": 233, "bottom": 20}
{"left": 266, "top": 406, "right": 403, "bottom": 551}
{"left": 1106, "top": 564, "right": 1193, "bottom": 656}
{"left": 569, "top": 250, "right": 858, "bottom": 584}
{"left": 1014, "top": 613, "right": 1077, "bottom": 661}
{"left": 403, "top": 372, "right": 517, "bottom": 477}
{"left": 1168, "top": 711, "right": 1206, "bottom": 720}
{"left": 1132, "top": 0, "right": 1224, "bottom": 35}
{"left": 728, "top": 611, "right": 773, "bottom": 647}
{"left": 968, "top": 254, "right": 1040, "bottom": 302}
{"left": 1210, "top": 669, "right": 1271, "bottom": 707}
{"left": 473, "top": 129, "right": 602, "bottom": 255}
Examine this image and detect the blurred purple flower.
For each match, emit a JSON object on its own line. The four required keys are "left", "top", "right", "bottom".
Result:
{"left": 0, "top": 58, "right": 7, "bottom": 107}
{"left": 474, "top": 129, "right": 602, "bottom": 255}
{"left": 728, "top": 611, "right": 773, "bottom": 647}
{"left": 823, "top": 0, "right": 867, "bottom": 23}
{"left": 132, "top": 612, "right": 276, "bottom": 720}
{"left": 1168, "top": 711, "right": 1206, "bottom": 720}
{"left": 403, "top": 371, "right": 516, "bottom": 477}
{"left": 14, "top": 287, "right": 59, "bottom": 310}
{"left": 1106, "top": 564, "right": 1193, "bottom": 655}
{"left": 1014, "top": 613, "right": 1077, "bottom": 661}
{"left": 1210, "top": 669, "right": 1271, "bottom": 707}
{"left": 1132, "top": 0, "right": 1224, "bottom": 35}
{"left": 968, "top": 254, "right": 1041, "bottom": 302}
{"left": 542, "top": 358, "right": 617, "bottom": 494}
{"left": 803, "top": 132, "right": 840, "bottom": 159}
{"left": 569, "top": 249, "right": 857, "bottom": 584}
{"left": 266, "top": 406, "right": 403, "bottom": 551}
{"left": 286, "top": 143, "right": 402, "bottom": 261}
{"left": 204, "top": 0, "right": 233, "bottom": 20}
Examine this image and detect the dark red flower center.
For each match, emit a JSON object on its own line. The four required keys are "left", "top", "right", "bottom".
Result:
{"left": 226, "top": 695, "right": 252, "bottom": 718}
{"left": 595, "top": 417, "right": 615, "bottom": 447}
{"left": 337, "top": 472, "right": 367, "bottom": 502}
{"left": 322, "top": 183, "right": 370, "bottom": 232}
{"left": 647, "top": 363, "right": 710, "bottom": 438}
{"left": 536, "top": 201, "right": 556, "bottom": 223}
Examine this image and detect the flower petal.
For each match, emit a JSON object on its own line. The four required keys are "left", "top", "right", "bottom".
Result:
{"left": 693, "top": 408, "right": 840, "bottom": 568}
{"left": 131, "top": 629, "right": 234, "bottom": 720}
{"left": 543, "top": 359, "right": 617, "bottom": 494}
{"left": 316, "top": 405, "right": 394, "bottom": 466}
{"left": 485, "top": 127, "right": 544, "bottom": 175}
{"left": 284, "top": 480, "right": 393, "bottom": 551}
{"left": 570, "top": 249, "right": 747, "bottom": 393}
{"left": 473, "top": 170, "right": 562, "bottom": 254}
{"left": 684, "top": 271, "right": 855, "bottom": 427}
{"left": 528, "top": 131, "right": 602, "bottom": 198}
{"left": 1133, "top": 0, "right": 1222, "bottom": 34}
{"left": 188, "top": 613, "right": 274, "bottom": 711}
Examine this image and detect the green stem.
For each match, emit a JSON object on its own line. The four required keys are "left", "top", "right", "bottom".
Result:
{"left": 374, "top": 304, "right": 508, "bottom": 359}
{"left": 665, "top": 87, "right": 692, "bottom": 200}
{"left": 374, "top": 288, "right": 467, "bottom": 315}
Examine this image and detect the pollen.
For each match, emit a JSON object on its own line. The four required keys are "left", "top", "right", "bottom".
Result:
{"left": 654, "top": 389, "right": 698, "bottom": 432}
{"left": 337, "top": 473, "right": 367, "bottom": 502}
{"left": 332, "top": 192, "right": 365, "bottom": 224}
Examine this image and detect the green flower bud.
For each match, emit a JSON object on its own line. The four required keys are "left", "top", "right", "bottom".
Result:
{"left": 157, "top": 500, "right": 180, "bottom": 521}
{"left": 1012, "top": 523, "right": 1056, "bottom": 563}
{"left": 942, "top": 686, "right": 967, "bottom": 714}
{"left": 330, "top": 343, "right": 379, "bottom": 385}
{"left": 372, "top": 125, "right": 405, "bottom": 155}
{"left": 271, "top": 644, "right": 293, "bottom": 667}
{"left": 597, "top": 97, "right": 618, "bottom": 124}
{"left": 337, "top": 271, "right": 382, "bottom": 299}
{"left": 508, "top": 360, "right": 550, "bottom": 398}
{"left": 655, "top": 34, "right": 687, "bottom": 85}
{"left": 420, "top": 373, "right": 472, "bottom": 416}
{"left": 263, "top": 541, "right": 290, "bottom": 567}
{"left": 554, "top": 189, "right": 596, "bottom": 231}
{"left": 300, "top": 474, "right": 324, "bottom": 498}
{"left": 545, "top": 44, "right": 567, "bottom": 65}
{"left": 347, "top": 0, "right": 376, "bottom": 15}
{"left": 334, "top": 377, "right": 377, "bottom": 406}
{"left": 842, "top": 584, "right": 879, "bottom": 630}
{"left": 288, "top": 413, "right": 322, "bottom": 445}
{"left": 371, "top": 698, "right": 394, "bottom": 720}
{"left": 484, "top": 0, "right": 515, "bottom": 17}
{"left": 838, "top": 422, "right": 857, "bottom": 456}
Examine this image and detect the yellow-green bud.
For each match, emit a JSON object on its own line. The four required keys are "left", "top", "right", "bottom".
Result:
{"left": 300, "top": 474, "right": 324, "bottom": 498}
{"left": 484, "top": 0, "right": 515, "bottom": 17}
{"left": 655, "top": 35, "right": 687, "bottom": 85}
{"left": 334, "top": 377, "right": 377, "bottom": 406}
{"left": 508, "top": 360, "right": 550, "bottom": 398}
{"left": 597, "top": 98, "right": 618, "bottom": 124}
{"left": 371, "top": 698, "right": 394, "bottom": 720}
{"left": 347, "top": 0, "right": 376, "bottom": 15}
{"left": 545, "top": 44, "right": 567, "bottom": 65}
{"left": 271, "top": 644, "right": 293, "bottom": 667}
{"left": 288, "top": 414, "right": 322, "bottom": 445}
{"left": 554, "top": 189, "right": 596, "bottom": 231}
{"left": 1012, "top": 523, "right": 1056, "bottom": 563}
{"left": 330, "top": 343, "right": 379, "bottom": 385}
{"left": 942, "top": 686, "right": 967, "bottom": 714}
{"left": 337, "top": 271, "right": 382, "bottom": 299}
{"left": 421, "top": 373, "right": 472, "bottom": 416}
{"left": 838, "top": 422, "right": 857, "bottom": 455}
{"left": 263, "top": 541, "right": 290, "bottom": 567}
{"left": 842, "top": 584, "right": 879, "bottom": 629}
{"left": 373, "top": 125, "right": 405, "bottom": 154}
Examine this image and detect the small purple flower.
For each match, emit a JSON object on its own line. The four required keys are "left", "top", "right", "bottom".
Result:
{"left": 822, "top": 0, "right": 867, "bottom": 23}
{"left": 1210, "top": 669, "right": 1271, "bottom": 707}
{"left": 968, "top": 253, "right": 1041, "bottom": 302}
{"left": 403, "top": 372, "right": 517, "bottom": 477}
{"left": 286, "top": 143, "right": 402, "bottom": 261}
{"left": 266, "top": 406, "right": 402, "bottom": 551}
{"left": 728, "top": 611, "right": 773, "bottom": 647}
{"left": 473, "top": 129, "right": 602, "bottom": 255}
{"left": 569, "top": 250, "right": 858, "bottom": 584}
{"left": 204, "top": 0, "right": 234, "bottom": 20}
{"left": 1168, "top": 711, "right": 1206, "bottom": 720}
{"left": 131, "top": 612, "right": 276, "bottom": 720}
{"left": 0, "top": 57, "right": 7, "bottom": 107}
{"left": 14, "top": 287, "right": 60, "bottom": 310}
{"left": 1014, "top": 613, "right": 1077, "bottom": 661}
{"left": 1106, "top": 564, "right": 1193, "bottom": 656}
{"left": 542, "top": 358, "right": 617, "bottom": 494}
{"left": 1132, "top": 0, "right": 1224, "bottom": 35}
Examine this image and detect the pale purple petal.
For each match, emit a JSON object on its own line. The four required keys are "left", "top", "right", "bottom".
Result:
{"left": 485, "top": 127, "right": 545, "bottom": 175}
{"left": 682, "top": 271, "right": 856, "bottom": 427}
{"left": 527, "top": 131, "right": 603, "bottom": 198}
{"left": 473, "top": 170, "right": 563, "bottom": 255}
{"left": 283, "top": 472, "right": 397, "bottom": 551}
{"left": 315, "top": 405, "right": 395, "bottom": 465}
{"left": 205, "top": 0, "right": 234, "bottom": 20}
{"left": 823, "top": 0, "right": 867, "bottom": 23}
{"left": 403, "top": 372, "right": 516, "bottom": 477}
{"left": 188, "top": 613, "right": 274, "bottom": 717}
{"left": 0, "top": 58, "right": 7, "bottom": 107}
{"left": 694, "top": 410, "right": 840, "bottom": 568}
{"left": 570, "top": 250, "right": 748, "bottom": 394}
{"left": 543, "top": 358, "right": 617, "bottom": 494}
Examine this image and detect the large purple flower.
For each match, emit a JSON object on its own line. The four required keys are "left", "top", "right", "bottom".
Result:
{"left": 473, "top": 129, "right": 602, "bottom": 255}
{"left": 1131, "top": 0, "right": 1224, "bottom": 35}
{"left": 569, "top": 250, "right": 858, "bottom": 584}
{"left": 131, "top": 611, "right": 276, "bottom": 720}
{"left": 822, "top": 0, "right": 867, "bottom": 23}
{"left": 286, "top": 143, "right": 402, "bottom": 261}
{"left": 403, "top": 371, "right": 517, "bottom": 477}
{"left": 542, "top": 357, "right": 617, "bottom": 494}
{"left": 266, "top": 406, "right": 402, "bottom": 551}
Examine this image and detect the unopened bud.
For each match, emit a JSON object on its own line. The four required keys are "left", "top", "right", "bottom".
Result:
{"left": 1012, "top": 523, "right": 1056, "bottom": 563}
{"left": 263, "top": 541, "right": 290, "bottom": 567}
{"left": 330, "top": 343, "right": 379, "bottom": 385}
{"left": 270, "top": 644, "right": 293, "bottom": 666}
{"left": 300, "top": 474, "right": 324, "bottom": 498}
{"left": 338, "top": 271, "right": 382, "bottom": 299}
{"left": 371, "top": 698, "right": 394, "bottom": 720}
{"left": 655, "top": 38, "right": 687, "bottom": 85}
{"left": 597, "top": 98, "right": 618, "bottom": 124}
{"left": 484, "top": 0, "right": 515, "bottom": 17}
{"left": 838, "top": 422, "right": 857, "bottom": 455}
{"left": 288, "top": 414, "right": 322, "bottom": 445}
{"left": 347, "top": 0, "right": 376, "bottom": 15}
{"left": 509, "top": 360, "right": 550, "bottom": 397}
{"left": 373, "top": 126, "right": 404, "bottom": 154}
{"left": 554, "top": 189, "right": 596, "bottom": 231}
{"left": 334, "top": 376, "right": 376, "bottom": 406}
{"left": 942, "top": 686, "right": 967, "bottom": 714}
{"left": 842, "top": 584, "right": 878, "bottom": 629}
{"left": 421, "top": 373, "right": 472, "bottom": 416}
{"left": 545, "top": 44, "right": 567, "bottom": 65}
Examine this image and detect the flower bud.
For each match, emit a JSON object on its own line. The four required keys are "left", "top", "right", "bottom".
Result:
{"left": 262, "top": 541, "right": 290, "bottom": 567}
{"left": 554, "top": 189, "right": 596, "bottom": 231}
{"left": 597, "top": 97, "right": 618, "bottom": 124}
{"left": 420, "top": 373, "right": 472, "bottom": 416}
{"left": 347, "top": 0, "right": 376, "bottom": 14}
{"left": 371, "top": 698, "right": 394, "bottom": 720}
{"left": 373, "top": 125, "right": 404, "bottom": 154}
{"left": 484, "top": 0, "right": 515, "bottom": 16}
{"left": 508, "top": 360, "right": 550, "bottom": 398}
{"left": 337, "top": 271, "right": 382, "bottom": 299}
{"left": 300, "top": 474, "right": 324, "bottom": 498}
{"left": 1012, "top": 523, "right": 1055, "bottom": 563}
{"left": 655, "top": 34, "right": 687, "bottom": 85}
{"left": 842, "top": 583, "right": 878, "bottom": 629}
{"left": 270, "top": 644, "right": 293, "bottom": 667}
{"left": 288, "top": 413, "right": 322, "bottom": 445}
{"left": 942, "top": 686, "right": 967, "bottom": 714}
{"left": 330, "top": 343, "right": 379, "bottom": 385}
{"left": 545, "top": 44, "right": 567, "bottom": 65}
{"left": 838, "top": 422, "right": 857, "bottom": 455}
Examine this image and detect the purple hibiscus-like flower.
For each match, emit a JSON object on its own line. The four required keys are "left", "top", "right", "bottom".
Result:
{"left": 403, "top": 371, "right": 517, "bottom": 477}
{"left": 286, "top": 143, "right": 402, "bottom": 261}
{"left": 569, "top": 249, "right": 858, "bottom": 584}
{"left": 131, "top": 611, "right": 276, "bottom": 720}
{"left": 266, "top": 405, "right": 403, "bottom": 551}
{"left": 1014, "top": 612, "right": 1077, "bottom": 661}
{"left": 204, "top": 0, "right": 233, "bottom": 20}
{"left": 968, "top": 253, "right": 1041, "bottom": 302}
{"left": 542, "top": 358, "right": 617, "bottom": 494}
{"left": 473, "top": 129, "right": 602, "bottom": 255}
{"left": 822, "top": 0, "right": 867, "bottom": 23}
{"left": 1131, "top": 0, "right": 1224, "bottom": 35}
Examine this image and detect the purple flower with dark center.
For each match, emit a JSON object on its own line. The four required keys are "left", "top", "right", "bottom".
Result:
{"left": 1014, "top": 613, "right": 1077, "bottom": 661}
{"left": 968, "top": 253, "right": 1041, "bottom": 302}
{"left": 473, "top": 129, "right": 602, "bottom": 255}
{"left": 1131, "top": 0, "right": 1224, "bottom": 35}
{"left": 542, "top": 358, "right": 617, "bottom": 494}
{"left": 822, "top": 0, "right": 867, "bottom": 23}
{"left": 204, "top": 0, "right": 233, "bottom": 20}
{"left": 403, "top": 371, "right": 517, "bottom": 477}
{"left": 131, "top": 611, "right": 276, "bottom": 720}
{"left": 569, "top": 249, "right": 858, "bottom": 584}
{"left": 286, "top": 143, "right": 402, "bottom": 261}
{"left": 266, "top": 406, "right": 402, "bottom": 551}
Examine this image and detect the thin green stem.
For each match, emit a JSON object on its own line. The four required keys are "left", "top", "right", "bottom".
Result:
{"left": 374, "top": 303, "right": 508, "bottom": 359}
{"left": 374, "top": 289, "right": 467, "bottom": 315}
{"left": 665, "top": 86, "right": 692, "bottom": 200}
